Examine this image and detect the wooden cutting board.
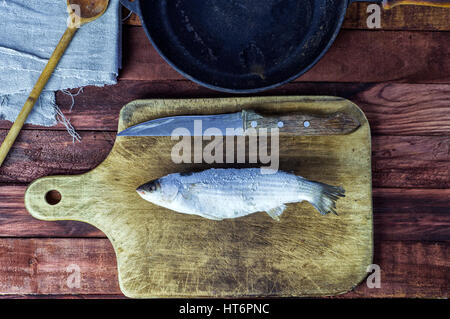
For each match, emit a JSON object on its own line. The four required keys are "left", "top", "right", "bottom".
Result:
{"left": 25, "top": 96, "right": 373, "bottom": 298}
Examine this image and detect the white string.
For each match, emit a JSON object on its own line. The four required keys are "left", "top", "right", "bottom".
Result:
{"left": 122, "top": 10, "right": 133, "bottom": 22}
{"left": 60, "top": 87, "right": 84, "bottom": 112}
{"left": 54, "top": 104, "right": 81, "bottom": 143}
{"left": 41, "top": 93, "right": 82, "bottom": 143}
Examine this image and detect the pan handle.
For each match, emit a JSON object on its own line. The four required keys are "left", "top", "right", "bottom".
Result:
{"left": 382, "top": 0, "right": 450, "bottom": 8}
{"left": 350, "top": 0, "right": 450, "bottom": 8}
{"left": 119, "top": 0, "right": 140, "bottom": 14}
{"left": 349, "top": 0, "right": 383, "bottom": 4}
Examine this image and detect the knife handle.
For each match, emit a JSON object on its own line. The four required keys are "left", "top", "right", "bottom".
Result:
{"left": 242, "top": 110, "right": 360, "bottom": 136}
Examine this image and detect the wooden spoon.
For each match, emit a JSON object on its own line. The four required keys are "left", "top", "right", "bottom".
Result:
{"left": 0, "top": 0, "right": 109, "bottom": 167}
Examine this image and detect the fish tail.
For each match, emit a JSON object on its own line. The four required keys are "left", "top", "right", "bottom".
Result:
{"left": 300, "top": 179, "right": 345, "bottom": 216}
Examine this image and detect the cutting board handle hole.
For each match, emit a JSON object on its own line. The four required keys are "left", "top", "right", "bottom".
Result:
{"left": 45, "top": 190, "right": 62, "bottom": 205}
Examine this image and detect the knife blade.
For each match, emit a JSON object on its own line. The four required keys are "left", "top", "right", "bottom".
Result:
{"left": 117, "top": 110, "right": 360, "bottom": 137}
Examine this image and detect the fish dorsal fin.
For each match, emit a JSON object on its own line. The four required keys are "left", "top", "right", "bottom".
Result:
{"left": 266, "top": 205, "right": 286, "bottom": 221}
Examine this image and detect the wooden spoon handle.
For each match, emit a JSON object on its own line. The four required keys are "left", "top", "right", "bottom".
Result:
{"left": 0, "top": 26, "right": 78, "bottom": 167}
{"left": 383, "top": 0, "right": 450, "bottom": 9}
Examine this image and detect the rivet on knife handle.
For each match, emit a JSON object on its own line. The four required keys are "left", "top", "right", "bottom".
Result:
{"left": 242, "top": 110, "right": 360, "bottom": 135}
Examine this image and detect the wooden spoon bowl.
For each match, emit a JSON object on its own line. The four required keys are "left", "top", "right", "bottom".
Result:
{"left": 68, "top": 0, "right": 109, "bottom": 25}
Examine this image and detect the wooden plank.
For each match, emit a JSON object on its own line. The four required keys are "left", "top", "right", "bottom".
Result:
{"left": 0, "top": 130, "right": 448, "bottom": 188}
{"left": 372, "top": 188, "right": 450, "bottom": 242}
{"left": 0, "top": 130, "right": 114, "bottom": 183}
{"left": 121, "top": 27, "right": 180, "bottom": 81}
{"left": 122, "top": 10, "right": 140, "bottom": 26}
{"left": 342, "top": 241, "right": 450, "bottom": 298}
{"left": 0, "top": 238, "right": 120, "bottom": 295}
{"left": 123, "top": 4, "right": 450, "bottom": 31}
{"left": 0, "top": 185, "right": 103, "bottom": 238}
{"left": 351, "top": 83, "right": 450, "bottom": 136}
{"left": 52, "top": 82, "right": 450, "bottom": 136}
{"left": 0, "top": 239, "right": 447, "bottom": 297}
{"left": 1, "top": 185, "right": 448, "bottom": 242}
{"left": 120, "top": 27, "right": 450, "bottom": 83}
{"left": 343, "top": 2, "right": 450, "bottom": 31}
{"left": 1, "top": 82, "right": 448, "bottom": 136}
{"left": 372, "top": 135, "right": 450, "bottom": 188}
{"left": 0, "top": 294, "right": 126, "bottom": 299}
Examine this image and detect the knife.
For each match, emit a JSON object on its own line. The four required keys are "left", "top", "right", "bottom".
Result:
{"left": 117, "top": 110, "right": 360, "bottom": 137}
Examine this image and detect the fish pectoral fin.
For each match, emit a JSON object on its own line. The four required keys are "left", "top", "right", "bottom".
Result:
{"left": 180, "top": 184, "right": 198, "bottom": 201}
{"left": 266, "top": 205, "right": 286, "bottom": 221}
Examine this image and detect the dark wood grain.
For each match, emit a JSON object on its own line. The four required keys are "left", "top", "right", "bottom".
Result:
{"left": 350, "top": 83, "right": 450, "bottom": 136}
{"left": 0, "top": 82, "right": 448, "bottom": 136}
{"left": 123, "top": 4, "right": 450, "bottom": 31}
{"left": 342, "top": 241, "right": 450, "bottom": 298}
{"left": 1, "top": 186, "right": 448, "bottom": 241}
{"left": 343, "top": 2, "right": 450, "bottom": 31}
{"left": 372, "top": 135, "right": 450, "bottom": 188}
{"left": 120, "top": 27, "right": 450, "bottom": 83}
{"left": 0, "top": 130, "right": 114, "bottom": 183}
{"left": 0, "top": 239, "right": 447, "bottom": 297}
{"left": 1, "top": 130, "right": 448, "bottom": 187}
{"left": 372, "top": 188, "right": 450, "bottom": 242}
{"left": 0, "top": 238, "right": 119, "bottom": 295}
{"left": 0, "top": 294, "right": 126, "bottom": 299}
{"left": 0, "top": 185, "right": 103, "bottom": 238}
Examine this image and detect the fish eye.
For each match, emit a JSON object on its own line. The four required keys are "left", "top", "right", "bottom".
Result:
{"left": 148, "top": 181, "right": 161, "bottom": 192}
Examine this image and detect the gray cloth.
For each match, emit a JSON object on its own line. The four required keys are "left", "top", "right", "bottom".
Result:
{"left": 0, "top": 0, "right": 121, "bottom": 126}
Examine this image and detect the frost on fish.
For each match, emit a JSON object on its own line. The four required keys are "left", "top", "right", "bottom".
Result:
{"left": 136, "top": 168, "right": 345, "bottom": 221}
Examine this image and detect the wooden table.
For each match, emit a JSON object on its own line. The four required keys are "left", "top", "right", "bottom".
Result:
{"left": 0, "top": 4, "right": 448, "bottom": 298}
